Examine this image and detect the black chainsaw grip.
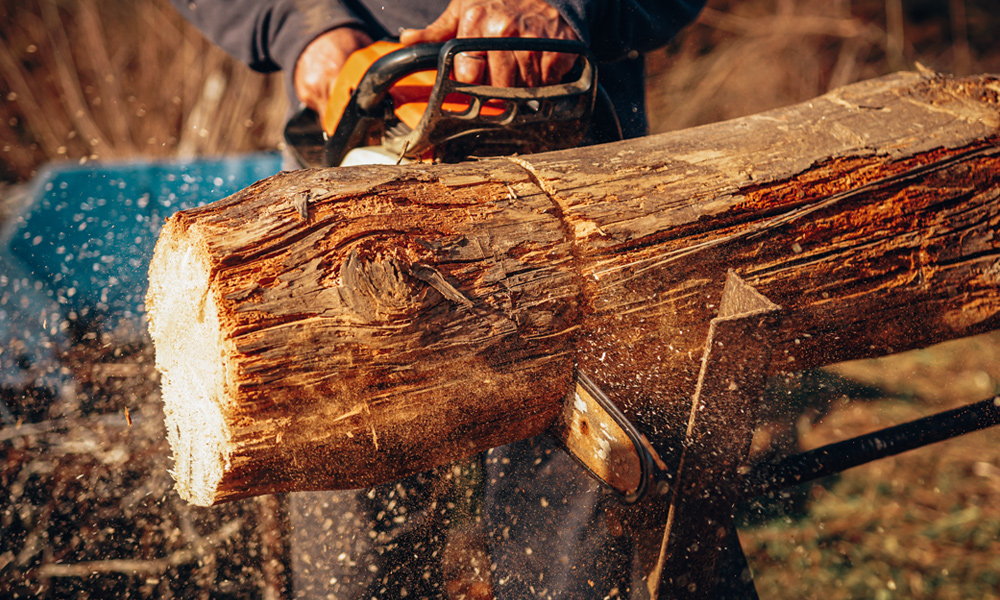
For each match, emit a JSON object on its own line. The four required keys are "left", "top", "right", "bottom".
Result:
{"left": 322, "top": 38, "right": 599, "bottom": 167}
{"left": 438, "top": 37, "right": 592, "bottom": 70}
{"left": 353, "top": 38, "right": 594, "bottom": 113}
{"left": 354, "top": 43, "right": 444, "bottom": 112}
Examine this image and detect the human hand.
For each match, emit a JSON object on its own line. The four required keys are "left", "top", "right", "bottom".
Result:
{"left": 294, "top": 27, "right": 374, "bottom": 113}
{"left": 399, "top": 0, "right": 580, "bottom": 87}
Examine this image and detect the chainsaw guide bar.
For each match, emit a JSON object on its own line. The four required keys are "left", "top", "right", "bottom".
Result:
{"left": 549, "top": 370, "right": 653, "bottom": 504}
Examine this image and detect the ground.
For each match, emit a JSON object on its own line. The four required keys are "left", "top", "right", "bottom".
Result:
{"left": 1, "top": 0, "right": 999, "bottom": 597}
{"left": 741, "top": 332, "right": 1000, "bottom": 599}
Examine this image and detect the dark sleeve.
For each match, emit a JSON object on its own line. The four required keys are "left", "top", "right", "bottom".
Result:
{"left": 169, "top": 0, "right": 368, "bottom": 75}
{"left": 547, "top": 0, "right": 706, "bottom": 62}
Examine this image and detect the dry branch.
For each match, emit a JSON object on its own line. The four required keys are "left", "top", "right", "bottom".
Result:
{"left": 146, "top": 71, "right": 1000, "bottom": 506}
{"left": 37, "top": 519, "right": 243, "bottom": 577}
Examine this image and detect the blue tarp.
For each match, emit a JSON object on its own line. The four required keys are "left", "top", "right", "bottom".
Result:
{"left": 0, "top": 153, "right": 282, "bottom": 387}
{"left": 4, "top": 153, "right": 282, "bottom": 318}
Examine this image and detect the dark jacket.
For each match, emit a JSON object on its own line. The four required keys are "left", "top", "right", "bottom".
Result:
{"left": 170, "top": 0, "right": 705, "bottom": 137}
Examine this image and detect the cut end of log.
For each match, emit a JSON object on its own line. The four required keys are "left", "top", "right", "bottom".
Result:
{"left": 146, "top": 221, "right": 229, "bottom": 506}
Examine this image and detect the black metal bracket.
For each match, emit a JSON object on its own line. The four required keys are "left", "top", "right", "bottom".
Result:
{"left": 741, "top": 395, "right": 1000, "bottom": 500}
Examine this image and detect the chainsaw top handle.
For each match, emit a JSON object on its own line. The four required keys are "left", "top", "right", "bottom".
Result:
{"left": 389, "top": 38, "right": 598, "bottom": 162}
{"left": 352, "top": 37, "right": 595, "bottom": 112}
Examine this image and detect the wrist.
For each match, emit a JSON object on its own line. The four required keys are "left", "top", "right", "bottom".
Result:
{"left": 294, "top": 26, "right": 374, "bottom": 111}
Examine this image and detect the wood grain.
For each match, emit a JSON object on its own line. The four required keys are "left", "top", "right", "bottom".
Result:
{"left": 147, "top": 71, "right": 1000, "bottom": 506}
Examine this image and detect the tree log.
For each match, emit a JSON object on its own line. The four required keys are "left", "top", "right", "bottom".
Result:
{"left": 147, "top": 71, "right": 1000, "bottom": 506}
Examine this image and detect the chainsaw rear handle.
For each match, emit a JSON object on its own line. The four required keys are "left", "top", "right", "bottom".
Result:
{"left": 381, "top": 38, "right": 599, "bottom": 161}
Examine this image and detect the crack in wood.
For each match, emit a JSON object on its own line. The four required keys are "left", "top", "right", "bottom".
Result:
{"left": 594, "top": 143, "right": 1000, "bottom": 287}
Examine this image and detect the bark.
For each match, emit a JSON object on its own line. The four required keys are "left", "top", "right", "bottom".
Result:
{"left": 146, "top": 71, "right": 1000, "bottom": 506}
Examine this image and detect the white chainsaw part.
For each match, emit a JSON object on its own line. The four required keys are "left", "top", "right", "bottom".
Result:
{"left": 338, "top": 146, "right": 412, "bottom": 167}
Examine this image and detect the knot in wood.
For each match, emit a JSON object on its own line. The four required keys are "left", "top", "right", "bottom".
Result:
{"left": 337, "top": 250, "right": 425, "bottom": 322}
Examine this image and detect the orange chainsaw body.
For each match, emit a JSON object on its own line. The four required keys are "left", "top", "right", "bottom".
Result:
{"left": 322, "top": 41, "right": 504, "bottom": 144}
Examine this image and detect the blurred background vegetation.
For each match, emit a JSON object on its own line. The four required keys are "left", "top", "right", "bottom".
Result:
{"left": 1, "top": 0, "right": 998, "bottom": 598}
{"left": 0, "top": 0, "right": 287, "bottom": 183}
{"left": 646, "top": 0, "right": 999, "bottom": 132}
{"left": 1, "top": 0, "right": 998, "bottom": 183}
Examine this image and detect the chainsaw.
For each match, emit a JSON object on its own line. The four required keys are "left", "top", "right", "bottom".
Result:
{"left": 283, "top": 37, "right": 622, "bottom": 168}
{"left": 284, "top": 37, "right": 648, "bottom": 502}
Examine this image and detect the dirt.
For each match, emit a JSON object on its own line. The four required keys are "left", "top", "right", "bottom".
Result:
{"left": 0, "top": 324, "right": 292, "bottom": 598}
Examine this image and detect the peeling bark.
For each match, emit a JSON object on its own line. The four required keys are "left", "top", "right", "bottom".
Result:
{"left": 147, "top": 71, "right": 1000, "bottom": 506}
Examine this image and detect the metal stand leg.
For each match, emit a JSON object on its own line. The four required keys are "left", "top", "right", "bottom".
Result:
{"left": 713, "top": 524, "right": 759, "bottom": 600}
{"left": 647, "top": 271, "right": 781, "bottom": 599}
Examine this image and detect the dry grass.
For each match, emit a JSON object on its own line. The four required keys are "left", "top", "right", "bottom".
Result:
{"left": 645, "top": 0, "right": 1000, "bottom": 134}
{"left": 2, "top": 0, "right": 1000, "bottom": 597}
{"left": 741, "top": 333, "right": 1000, "bottom": 599}
{"left": 0, "top": 0, "right": 288, "bottom": 182}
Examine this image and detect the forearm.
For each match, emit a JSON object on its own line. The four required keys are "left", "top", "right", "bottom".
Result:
{"left": 169, "top": 0, "right": 366, "bottom": 74}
